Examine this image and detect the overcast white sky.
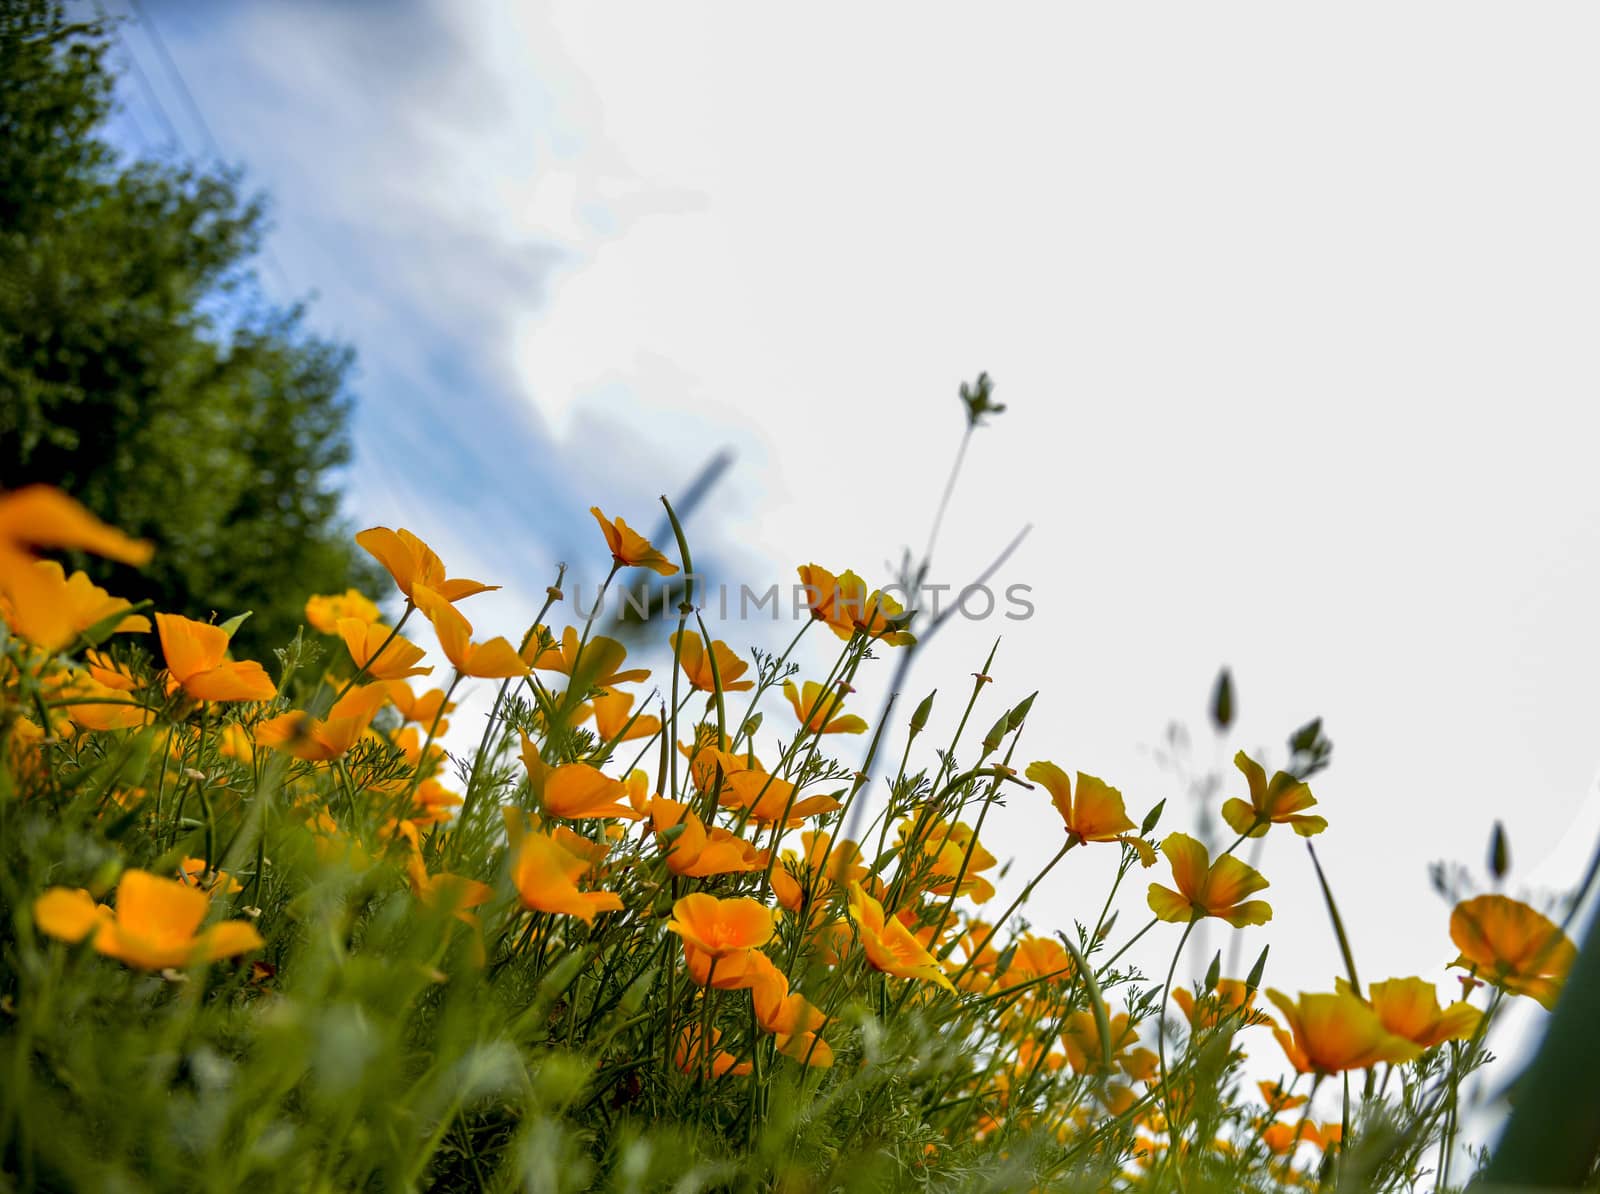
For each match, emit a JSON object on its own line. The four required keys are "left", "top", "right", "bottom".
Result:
{"left": 115, "top": 0, "right": 1600, "bottom": 1113}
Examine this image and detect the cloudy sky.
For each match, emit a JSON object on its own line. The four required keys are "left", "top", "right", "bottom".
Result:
{"left": 105, "top": 0, "right": 1600, "bottom": 1106}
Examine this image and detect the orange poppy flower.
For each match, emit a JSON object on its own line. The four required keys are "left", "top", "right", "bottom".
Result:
{"left": 33, "top": 869, "right": 263, "bottom": 970}
{"left": 670, "top": 630, "right": 755, "bottom": 693}
{"left": 407, "top": 778, "right": 464, "bottom": 826}
{"left": 0, "top": 486, "right": 153, "bottom": 631}
{"left": 1449, "top": 894, "right": 1576, "bottom": 1010}
{"left": 846, "top": 882, "right": 955, "bottom": 992}
{"left": 355, "top": 527, "right": 497, "bottom": 604}
{"left": 1024, "top": 763, "right": 1154, "bottom": 864}
{"left": 385, "top": 680, "right": 456, "bottom": 727}
{"left": 1258, "top": 1080, "right": 1308, "bottom": 1114}
{"left": 0, "top": 484, "right": 152, "bottom": 565}
{"left": 84, "top": 650, "right": 141, "bottom": 691}
{"left": 576, "top": 690, "right": 660, "bottom": 743}
{"left": 796, "top": 564, "right": 915, "bottom": 646}
{"left": 176, "top": 858, "right": 242, "bottom": 894}
{"left": 721, "top": 769, "right": 841, "bottom": 827}
{"left": 1348, "top": 976, "right": 1481, "bottom": 1048}
{"left": 590, "top": 506, "right": 679, "bottom": 575}
{"left": 338, "top": 619, "right": 432, "bottom": 681}
{"left": 1172, "top": 978, "right": 1269, "bottom": 1029}
{"left": 47, "top": 670, "right": 151, "bottom": 732}
{"left": 648, "top": 797, "right": 764, "bottom": 878}
{"left": 525, "top": 625, "right": 649, "bottom": 689}
{"left": 1221, "top": 751, "right": 1326, "bottom": 838}
{"left": 413, "top": 584, "right": 528, "bottom": 679}
{"left": 899, "top": 815, "right": 998, "bottom": 904}
{"left": 0, "top": 560, "right": 150, "bottom": 654}
{"left": 783, "top": 679, "right": 868, "bottom": 735}
{"left": 1262, "top": 1120, "right": 1341, "bottom": 1155}
{"left": 305, "top": 589, "right": 381, "bottom": 636}
{"left": 1061, "top": 1011, "right": 1157, "bottom": 1081}
{"left": 156, "top": 613, "right": 277, "bottom": 703}
{"left": 1267, "top": 988, "right": 1422, "bottom": 1074}
{"left": 540, "top": 762, "right": 644, "bottom": 821}
{"left": 510, "top": 831, "right": 623, "bottom": 923}
{"left": 674, "top": 1025, "right": 751, "bottom": 1078}
{"left": 256, "top": 683, "right": 388, "bottom": 761}
{"left": 681, "top": 940, "right": 774, "bottom": 990}
{"left": 406, "top": 853, "right": 493, "bottom": 925}
{"left": 666, "top": 892, "right": 779, "bottom": 958}
{"left": 1147, "top": 833, "right": 1271, "bottom": 927}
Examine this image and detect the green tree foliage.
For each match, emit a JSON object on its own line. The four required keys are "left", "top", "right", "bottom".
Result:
{"left": 0, "top": 0, "right": 378, "bottom": 658}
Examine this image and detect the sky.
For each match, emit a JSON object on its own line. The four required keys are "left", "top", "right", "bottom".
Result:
{"left": 102, "top": 0, "right": 1600, "bottom": 1128}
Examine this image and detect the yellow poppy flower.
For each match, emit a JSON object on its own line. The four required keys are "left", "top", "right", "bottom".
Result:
{"left": 156, "top": 613, "right": 277, "bottom": 703}
{"left": 1221, "top": 751, "right": 1326, "bottom": 838}
{"left": 540, "top": 762, "right": 645, "bottom": 821}
{"left": 33, "top": 869, "right": 263, "bottom": 971}
{"left": 720, "top": 769, "right": 841, "bottom": 827}
{"left": 1347, "top": 976, "right": 1481, "bottom": 1048}
{"left": 667, "top": 893, "right": 779, "bottom": 958}
{"left": 670, "top": 630, "right": 755, "bottom": 693}
{"left": 590, "top": 506, "right": 679, "bottom": 575}
{"left": 304, "top": 588, "right": 380, "bottom": 636}
{"left": 355, "top": 527, "right": 497, "bottom": 604}
{"left": 510, "top": 831, "right": 623, "bottom": 923}
{"left": 256, "top": 684, "right": 389, "bottom": 761}
{"left": 1024, "top": 763, "right": 1154, "bottom": 865}
{"left": 1449, "top": 894, "right": 1576, "bottom": 1010}
{"left": 413, "top": 584, "right": 528, "bottom": 679}
{"left": 796, "top": 563, "right": 915, "bottom": 646}
{"left": 1147, "top": 833, "right": 1271, "bottom": 927}
{"left": 578, "top": 690, "right": 659, "bottom": 743}
{"left": 783, "top": 679, "right": 868, "bottom": 735}
{"left": 338, "top": 618, "right": 432, "bottom": 681}
{"left": 846, "top": 882, "right": 955, "bottom": 992}
{"left": 525, "top": 625, "right": 649, "bottom": 689}
{"left": 1267, "top": 988, "right": 1422, "bottom": 1074}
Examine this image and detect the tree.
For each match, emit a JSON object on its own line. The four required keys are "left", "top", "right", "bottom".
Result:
{"left": 0, "top": 0, "right": 378, "bottom": 658}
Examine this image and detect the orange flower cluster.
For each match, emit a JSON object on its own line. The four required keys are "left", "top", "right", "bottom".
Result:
{"left": 2, "top": 484, "right": 1579, "bottom": 1187}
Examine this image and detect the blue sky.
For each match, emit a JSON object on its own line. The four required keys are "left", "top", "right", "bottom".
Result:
{"left": 90, "top": 0, "right": 1600, "bottom": 1133}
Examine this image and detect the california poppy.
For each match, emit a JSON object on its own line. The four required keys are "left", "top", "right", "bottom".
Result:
{"left": 34, "top": 869, "right": 263, "bottom": 971}
{"left": 1267, "top": 988, "right": 1422, "bottom": 1074}
{"left": 510, "top": 831, "right": 623, "bottom": 923}
{"left": 156, "top": 613, "right": 277, "bottom": 703}
{"left": 671, "top": 630, "right": 755, "bottom": 692}
{"left": 1147, "top": 833, "right": 1271, "bottom": 927}
{"left": 338, "top": 618, "right": 432, "bottom": 681}
{"left": 1221, "top": 751, "right": 1326, "bottom": 838}
{"left": 846, "top": 882, "right": 955, "bottom": 991}
{"left": 1025, "top": 762, "right": 1154, "bottom": 863}
{"left": 305, "top": 589, "right": 380, "bottom": 636}
{"left": 256, "top": 684, "right": 389, "bottom": 761}
{"left": 590, "top": 507, "right": 679, "bottom": 575}
{"left": 783, "top": 679, "right": 868, "bottom": 735}
{"left": 1449, "top": 894, "right": 1575, "bottom": 1010}
{"left": 1350, "top": 976, "right": 1481, "bottom": 1048}
{"left": 413, "top": 584, "right": 527, "bottom": 679}
{"left": 356, "top": 527, "right": 497, "bottom": 604}
{"left": 666, "top": 892, "right": 778, "bottom": 957}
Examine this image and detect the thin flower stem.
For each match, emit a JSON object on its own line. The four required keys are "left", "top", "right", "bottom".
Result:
{"left": 1156, "top": 916, "right": 1198, "bottom": 1187}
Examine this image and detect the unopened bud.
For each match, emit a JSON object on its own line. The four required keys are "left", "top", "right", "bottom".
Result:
{"left": 909, "top": 690, "right": 936, "bottom": 737}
